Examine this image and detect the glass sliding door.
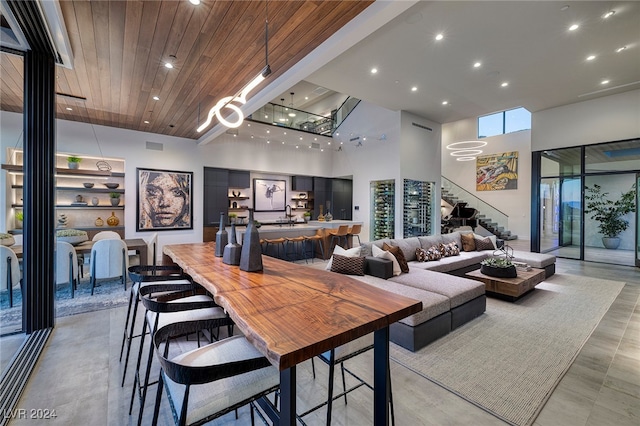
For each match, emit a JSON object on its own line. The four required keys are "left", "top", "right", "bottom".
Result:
{"left": 539, "top": 177, "right": 581, "bottom": 258}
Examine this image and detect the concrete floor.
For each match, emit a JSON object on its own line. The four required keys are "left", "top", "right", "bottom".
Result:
{"left": 6, "top": 247, "right": 640, "bottom": 425}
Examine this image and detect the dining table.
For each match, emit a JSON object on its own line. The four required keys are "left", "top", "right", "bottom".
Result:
{"left": 11, "top": 238, "right": 149, "bottom": 266}
{"left": 163, "top": 242, "right": 422, "bottom": 425}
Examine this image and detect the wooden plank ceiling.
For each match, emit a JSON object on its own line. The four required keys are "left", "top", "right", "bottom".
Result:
{"left": 0, "top": 0, "right": 372, "bottom": 140}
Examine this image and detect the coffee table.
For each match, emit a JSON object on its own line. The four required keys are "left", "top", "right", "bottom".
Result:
{"left": 465, "top": 267, "right": 546, "bottom": 301}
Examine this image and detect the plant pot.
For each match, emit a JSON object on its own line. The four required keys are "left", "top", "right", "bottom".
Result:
{"left": 68, "top": 162, "right": 79, "bottom": 169}
{"left": 481, "top": 264, "right": 517, "bottom": 278}
{"left": 110, "top": 198, "right": 121, "bottom": 206}
{"left": 602, "top": 237, "right": 621, "bottom": 250}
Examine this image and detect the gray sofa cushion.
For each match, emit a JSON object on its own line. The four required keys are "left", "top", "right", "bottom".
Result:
{"left": 408, "top": 251, "right": 489, "bottom": 273}
{"left": 390, "top": 237, "right": 421, "bottom": 262}
{"left": 510, "top": 251, "right": 556, "bottom": 268}
{"left": 418, "top": 235, "right": 443, "bottom": 250}
{"left": 441, "top": 231, "right": 462, "bottom": 249}
{"left": 390, "top": 269, "right": 485, "bottom": 308}
{"left": 352, "top": 274, "right": 450, "bottom": 327}
{"left": 360, "top": 238, "right": 390, "bottom": 257}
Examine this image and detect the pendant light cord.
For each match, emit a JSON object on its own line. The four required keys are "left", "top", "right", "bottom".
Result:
{"left": 91, "top": 124, "right": 112, "bottom": 171}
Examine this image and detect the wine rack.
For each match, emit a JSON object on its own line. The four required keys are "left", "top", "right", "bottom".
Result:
{"left": 370, "top": 179, "right": 395, "bottom": 240}
{"left": 403, "top": 179, "right": 435, "bottom": 238}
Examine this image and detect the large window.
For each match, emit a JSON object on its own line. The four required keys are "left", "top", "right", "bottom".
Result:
{"left": 478, "top": 107, "right": 531, "bottom": 138}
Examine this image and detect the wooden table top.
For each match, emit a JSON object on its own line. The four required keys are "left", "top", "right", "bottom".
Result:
{"left": 163, "top": 242, "right": 422, "bottom": 370}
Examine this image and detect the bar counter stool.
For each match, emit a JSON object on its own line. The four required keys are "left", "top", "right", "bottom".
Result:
{"left": 262, "top": 237, "right": 286, "bottom": 259}
{"left": 120, "top": 265, "right": 193, "bottom": 387}
{"left": 285, "top": 236, "right": 306, "bottom": 262}
{"left": 346, "top": 224, "right": 362, "bottom": 248}
{"left": 327, "top": 225, "right": 349, "bottom": 252}
{"left": 303, "top": 229, "right": 325, "bottom": 262}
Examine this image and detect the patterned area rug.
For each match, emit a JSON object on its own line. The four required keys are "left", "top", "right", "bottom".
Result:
{"left": 390, "top": 273, "right": 625, "bottom": 426}
{"left": 0, "top": 277, "right": 129, "bottom": 334}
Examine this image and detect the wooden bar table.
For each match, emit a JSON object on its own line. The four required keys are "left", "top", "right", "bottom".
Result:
{"left": 163, "top": 242, "right": 422, "bottom": 425}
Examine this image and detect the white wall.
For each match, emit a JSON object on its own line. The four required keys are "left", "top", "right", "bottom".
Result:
{"left": 0, "top": 111, "right": 335, "bottom": 258}
{"left": 442, "top": 118, "right": 531, "bottom": 240}
{"left": 532, "top": 89, "right": 640, "bottom": 151}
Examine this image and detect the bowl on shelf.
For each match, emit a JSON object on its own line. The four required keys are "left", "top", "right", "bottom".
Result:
{"left": 104, "top": 183, "right": 119, "bottom": 189}
{"left": 83, "top": 182, "right": 94, "bottom": 188}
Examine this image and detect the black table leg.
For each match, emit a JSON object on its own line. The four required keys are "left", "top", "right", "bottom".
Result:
{"left": 374, "top": 327, "right": 390, "bottom": 426}
{"left": 280, "top": 366, "right": 296, "bottom": 426}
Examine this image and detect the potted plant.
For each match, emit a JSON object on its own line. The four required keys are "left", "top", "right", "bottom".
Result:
{"left": 303, "top": 211, "right": 312, "bottom": 223}
{"left": 109, "top": 192, "right": 121, "bottom": 206}
{"left": 67, "top": 156, "right": 82, "bottom": 169}
{"left": 480, "top": 256, "right": 517, "bottom": 278}
{"left": 55, "top": 229, "right": 88, "bottom": 245}
{"left": 15, "top": 211, "right": 23, "bottom": 229}
{"left": 228, "top": 213, "right": 237, "bottom": 224}
{"left": 584, "top": 183, "right": 635, "bottom": 249}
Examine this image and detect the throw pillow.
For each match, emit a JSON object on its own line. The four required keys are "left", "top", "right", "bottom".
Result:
{"left": 426, "top": 245, "right": 442, "bottom": 261}
{"left": 415, "top": 247, "right": 428, "bottom": 262}
{"left": 330, "top": 254, "right": 365, "bottom": 276}
{"left": 460, "top": 233, "right": 476, "bottom": 252}
{"left": 326, "top": 245, "right": 361, "bottom": 271}
{"left": 439, "top": 241, "right": 460, "bottom": 257}
{"left": 372, "top": 244, "right": 401, "bottom": 276}
{"left": 475, "top": 237, "right": 495, "bottom": 251}
{"left": 473, "top": 233, "right": 497, "bottom": 249}
{"left": 383, "top": 243, "right": 409, "bottom": 273}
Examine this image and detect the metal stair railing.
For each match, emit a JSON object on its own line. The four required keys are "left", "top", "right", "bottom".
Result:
{"left": 441, "top": 176, "right": 509, "bottom": 232}
{"left": 332, "top": 96, "right": 360, "bottom": 134}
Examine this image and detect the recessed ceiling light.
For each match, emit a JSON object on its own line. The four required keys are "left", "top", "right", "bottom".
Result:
{"left": 189, "top": 0, "right": 200, "bottom": 5}
{"left": 603, "top": 10, "right": 615, "bottom": 19}
{"left": 336, "top": 132, "right": 339, "bottom": 136}
{"left": 435, "top": 33, "right": 444, "bottom": 41}
{"left": 266, "top": 140, "right": 270, "bottom": 143}
{"left": 266, "top": 130, "right": 270, "bottom": 133}
{"left": 501, "top": 82, "right": 509, "bottom": 87}
{"left": 601, "top": 79, "right": 610, "bottom": 85}
{"left": 473, "top": 62, "right": 482, "bottom": 68}
{"left": 250, "top": 135, "right": 254, "bottom": 138}
{"left": 321, "top": 149, "right": 324, "bottom": 152}
{"left": 411, "top": 86, "right": 418, "bottom": 92}
{"left": 371, "top": 68, "right": 378, "bottom": 74}
{"left": 314, "top": 138, "right": 317, "bottom": 141}
{"left": 296, "top": 145, "right": 299, "bottom": 149}
{"left": 328, "top": 142, "right": 331, "bottom": 145}
{"left": 279, "top": 118, "right": 286, "bottom": 122}
{"left": 247, "top": 123, "right": 250, "bottom": 127}
{"left": 442, "top": 101, "right": 448, "bottom": 105}
{"left": 561, "top": 5, "right": 570, "bottom": 11}
{"left": 586, "top": 55, "right": 596, "bottom": 61}
{"left": 568, "top": 24, "right": 579, "bottom": 31}
{"left": 308, "top": 145, "right": 311, "bottom": 148}
{"left": 299, "top": 136, "right": 303, "bottom": 140}
{"left": 288, "top": 113, "right": 296, "bottom": 117}
{"left": 616, "top": 46, "right": 627, "bottom": 53}
{"left": 264, "top": 115, "right": 268, "bottom": 118}
{"left": 164, "top": 62, "right": 173, "bottom": 69}
{"left": 153, "top": 96, "right": 160, "bottom": 101}
{"left": 304, "top": 96, "right": 308, "bottom": 100}
{"left": 340, "top": 142, "right": 343, "bottom": 145}
{"left": 144, "top": 120, "right": 149, "bottom": 124}
{"left": 283, "top": 132, "right": 287, "bottom": 135}
{"left": 282, "top": 141, "right": 285, "bottom": 144}
{"left": 65, "top": 107, "right": 72, "bottom": 111}
{"left": 363, "top": 137, "right": 367, "bottom": 141}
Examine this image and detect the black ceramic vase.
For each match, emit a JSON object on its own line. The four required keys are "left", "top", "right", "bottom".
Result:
{"left": 223, "top": 223, "right": 242, "bottom": 265}
{"left": 481, "top": 264, "right": 517, "bottom": 278}
{"left": 215, "top": 212, "right": 228, "bottom": 257}
{"left": 240, "top": 210, "right": 263, "bottom": 272}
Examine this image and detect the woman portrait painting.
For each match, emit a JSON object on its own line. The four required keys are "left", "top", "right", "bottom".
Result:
{"left": 137, "top": 168, "right": 193, "bottom": 231}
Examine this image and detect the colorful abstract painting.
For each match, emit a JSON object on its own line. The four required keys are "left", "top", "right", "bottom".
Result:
{"left": 476, "top": 152, "right": 518, "bottom": 191}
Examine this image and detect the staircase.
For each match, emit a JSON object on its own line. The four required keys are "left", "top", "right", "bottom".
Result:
{"left": 441, "top": 187, "right": 518, "bottom": 241}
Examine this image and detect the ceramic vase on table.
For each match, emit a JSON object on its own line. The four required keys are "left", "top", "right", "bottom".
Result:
{"left": 223, "top": 223, "right": 242, "bottom": 265}
{"left": 240, "top": 210, "right": 262, "bottom": 272}
{"left": 215, "top": 212, "right": 228, "bottom": 257}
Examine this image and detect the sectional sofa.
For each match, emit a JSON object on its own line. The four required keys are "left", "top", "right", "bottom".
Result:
{"left": 340, "top": 231, "right": 555, "bottom": 351}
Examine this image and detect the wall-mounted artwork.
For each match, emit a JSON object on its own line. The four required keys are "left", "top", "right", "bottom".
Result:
{"left": 137, "top": 168, "right": 193, "bottom": 231}
{"left": 476, "top": 151, "right": 518, "bottom": 191}
{"left": 254, "top": 178, "right": 286, "bottom": 211}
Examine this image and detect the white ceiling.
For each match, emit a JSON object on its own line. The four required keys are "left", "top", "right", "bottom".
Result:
{"left": 306, "top": 1, "right": 640, "bottom": 125}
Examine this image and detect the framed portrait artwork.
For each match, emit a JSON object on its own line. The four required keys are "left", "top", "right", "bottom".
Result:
{"left": 137, "top": 168, "right": 193, "bottom": 231}
{"left": 254, "top": 178, "right": 286, "bottom": 211}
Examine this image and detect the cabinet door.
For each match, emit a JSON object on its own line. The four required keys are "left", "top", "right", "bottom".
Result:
{"left": 292, "top": 176, "right": 313, "bottom": 191}
{"left": 313, "top": 177, "right": 329, "bottom": 217}
{"left": 331, "top": 179, "right": 353, "bottom": 220}
{"left": 228, "top": 170, "right": 250, "bottom": 188}
{"left": 204, "top": 167, "right": 229, "bottom": 225}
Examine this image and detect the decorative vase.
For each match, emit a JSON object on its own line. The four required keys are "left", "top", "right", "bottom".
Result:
{"left": 75, "top": 194, "right": 84, "bottom": 203}
{"left": 215, "top": 212, "right": 228, "bottom": 257}
{"left": 481, "top": 264, "right": 517, "bottom": 278}
{"left": 91, "top": 197, "right": 99, "bottom": 206}
{"left": 325, "top": 211, "right": 333, "bottom": 222}
{"left": 240, "top": 210, "right": 263, "bottom": 272}
{"left": 602, "top": 237, "right": 621, "bottom": 249}
{"left": 95, "top": 217, "right": 104, "bottom": 227}
{"left": 223, "top": 223, "right": 242, "bottom": 265}
{"left": 107, "top": 212, "right": 119, "bottom": 227}
{"left": 318, "top": 205, "right": 325, "bottom": 222}
{"left": 110, "top": 197, "right": 120, "bottom": 206}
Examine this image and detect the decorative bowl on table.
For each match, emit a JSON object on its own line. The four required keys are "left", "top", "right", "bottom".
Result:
{"left": 104, "top": 183, "right": 119, "bottom": 189}
{"left": 0, "top": 233, "right": 15, "bottom": 246}
{"left": 83, "top": 182, "right": 94, "bottom": 188}
{"left": 55, "top": 229, "right": 89, "bottom": 246}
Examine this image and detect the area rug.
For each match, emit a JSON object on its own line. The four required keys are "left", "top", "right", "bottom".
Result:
{"left": 390, "top": 273, "right": 625, "bottom": 426}
{"left": 0, "top": 277, "right": 129, "bottom": 333}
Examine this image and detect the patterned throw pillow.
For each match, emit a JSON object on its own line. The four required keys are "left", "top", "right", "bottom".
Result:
{"left": 415, "top": 248, "right": 428, "bottom": 262}
{"left": 383, "top": 243, "right": 410, "bottom": 273}
{"left": 439, "top": 241, "right": 460, "bottom": 257}
{"left": 460, "top": 233, "right": 476, "bottom": 252}
{"left": 330, "top": 254, "right": 365, "bottom": 276}
{"left": 426, "top": 245, "right": 442, "bottom": 261}
{"left": 475, "top": 237, "right": 495, "bottom": 251}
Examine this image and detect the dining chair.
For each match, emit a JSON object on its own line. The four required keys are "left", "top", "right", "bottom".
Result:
{"left": 304, "top": 334, "right": 395, "bottom": 426}
{"left": 89, "top": 238, "right": 128, "bottom": 295}
{"left": 0, "top": 246, "right": 21, "bottom": 308}
{"left": 129, "top": 232, "right": 157, "bottom": 266}
{"left": 151, "top": 320, "right": 280, "bottom": 426}
{"left": 120, "top": 264, "right": 192, "bottom": 387}
{"left": 92, "top": 230, "right": 122, "bottom": 241}
{"left": 131, "top": 283, "right": 229, "bottom": 425}
{"left": 55, "top": 241, "right": 79, "bottom": 298}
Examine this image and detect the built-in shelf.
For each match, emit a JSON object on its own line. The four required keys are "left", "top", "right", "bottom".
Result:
{"left": 228, "top": 196, "right": 250, "bottom": 200}
{"left": 1, "top": 164, "right": 125, "bottom": 177}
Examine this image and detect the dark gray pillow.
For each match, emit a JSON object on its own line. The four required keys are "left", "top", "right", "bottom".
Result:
{"left": 330, "top": 254, "right": 366, "bottom": 276}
